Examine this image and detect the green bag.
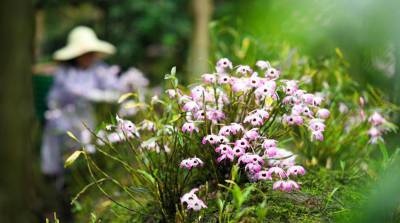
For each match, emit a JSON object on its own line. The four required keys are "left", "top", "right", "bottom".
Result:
{"left": 32, "top": 75, "right": 54, "bottom": 123}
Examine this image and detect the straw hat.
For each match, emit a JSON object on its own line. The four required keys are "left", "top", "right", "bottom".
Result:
{"left": 53, "top": 26, "right": 116, "bottom": 61}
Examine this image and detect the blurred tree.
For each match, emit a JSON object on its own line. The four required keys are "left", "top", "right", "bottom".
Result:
{"left": 187, "top": 0, "right": 213, "bottom": 81}
{"left": 104, "top": 0, "right": 192, "bottom": 84}
{"left": 0, "top": 0, "right": 36, "bottom": 222}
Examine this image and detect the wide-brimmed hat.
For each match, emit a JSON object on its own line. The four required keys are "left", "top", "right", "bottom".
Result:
{"left": 53, "top": 26, "right": 116, "bottom": 61}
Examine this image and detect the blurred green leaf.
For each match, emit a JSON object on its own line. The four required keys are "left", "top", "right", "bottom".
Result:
{"left": 67, "top": 131, "right": 79, "bottom": 142}
{"left": 64, "top": 150, "right": 83, "bottom": 168}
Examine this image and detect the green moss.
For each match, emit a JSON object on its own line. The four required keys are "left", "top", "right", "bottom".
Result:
{"left": 245, "top": 168, "right": 369, "bottom": 223}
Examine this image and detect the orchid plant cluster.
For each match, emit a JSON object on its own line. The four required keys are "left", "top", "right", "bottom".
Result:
{"left": 367, "top": 112, "right": 388, "bottom": 144}
{"left": 357, "top": 96, "right": 393, "bottom": 145}
{"left": 67, "top": 38, "right": 399, "bottom": 221}
{"left": 343, "top": 96, "right": 394, "bottom": 145}
{"left": 163, "top": 58, "right": 331, "bottom": 211}
{"left": 69, "top": 57, "right": 398, "bottom": 222}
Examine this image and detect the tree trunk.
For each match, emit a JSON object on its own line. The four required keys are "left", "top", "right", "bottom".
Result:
{"left": 0, "top": 0, "right": 36, "bottom": 222}
{"left": 34, "top": 9, "right": 45, "bottom": 62}
{"left": 187, "top": 0, "right": 214, "bottom": 81}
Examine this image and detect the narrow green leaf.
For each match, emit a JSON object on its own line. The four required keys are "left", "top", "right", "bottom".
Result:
{"left": 141, "top": 137, "right": 158, "bottom": 148}
{"left": 340, "top": 160, "right": 345, "bottom": 171}
{"left": 137, "top": 169, "right": 155, "bottom": 184}
{"left": 217, "top": 184, "right": 230, "bottom": 190}
{"left": 67, "top": 131, "right": 79, "bottom": 142}
{"left": 232, "top": 185, "right": 243, "bottom": 209}
{"left": 325, "top": 187, "right": 340, "bottom": 209}
{"left": 124, "top": 101, "right": 147, "bottom": 109}
{"left": 64, "top": 150, "right": 83, "bottom": 168}
{"left": 217, "top": 198, "right": 225, "bottom": 211}
{"left": 242, "top": 185, "right": 254, "bottom": 201}
{"left": 378, "top": 142, "right": 389, "bottom": 162}
{"left": 256, "top": 201, "right": 267, "bottom": 220}
{"left": 225, "top": 180, "right": 236, "bottom": 185}
{"left": 335, "top": 48, "right": 344, "bottom": 59}
{"left": 169, "top": 114, "right": 181, "bottom": 123}
{"left": 118, "top": 92, "right": 134, "bottom": 104}
{"left": 171, "top": 66, "right": 176, "bottom": 75}
{"left": 230, "top": 165, "right": 239, "bottom": 182}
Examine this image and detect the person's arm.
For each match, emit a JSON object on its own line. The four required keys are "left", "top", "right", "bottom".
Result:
{"left": 86, "top": 63, "right": 121, "bottom": 102}
{"left": 95, "top": 63, "right": 121, "bottom": 90}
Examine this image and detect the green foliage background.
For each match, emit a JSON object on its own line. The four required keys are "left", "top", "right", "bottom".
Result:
{"left": 35, "top": 0, "right": 400, "bottom": 105}
{"left": 35, "top": 0, "right": 192, "bottom": 85}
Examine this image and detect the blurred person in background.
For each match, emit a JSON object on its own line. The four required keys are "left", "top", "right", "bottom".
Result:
{"left": 40, "top": 26, "right": 121, "bottom": 221}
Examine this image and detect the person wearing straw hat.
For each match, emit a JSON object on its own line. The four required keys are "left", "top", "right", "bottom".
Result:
{"left": 40, "top": 26, "right": 123, "bottom": 221}
{"left": 41, "top": 26, "right": 121, "bottom": 177}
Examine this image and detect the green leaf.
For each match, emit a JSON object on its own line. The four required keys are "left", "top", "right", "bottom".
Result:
{"left": 137, "top": 169, "right": 155, "bottom": 184}
{"left": 378, "top": 142, "right": 389, "bottom": 163}
{"left": 67, "top": 131, "right": 79, "bottom": 142}
{"left": 64, "top": 150, "right": 83, "bottom": 167}
{"left": 171, "top": 66, "right": 176, "bottom": 75}
{"left": 217, "top": 184, "right": 230, "bottom": 190}
{"left": 141, "top": 137, "right": 158, "bottom": 148}
{"left": 169, "top": 114, "right": 181, "bottom": 123}
{"left": 232, "top": 184, "right": 243, "bottom": 209}
{"left": 340, "top": 160, "right": 346, "bottom": 171}
{"left": 109, "top": 113, "right": 116, "bottom": 125}
{"left": 335, "top": 48, "right": 344, "bottom": 59}
{"left": 217, "top": 198, "right": 225, "bottom": 211}
{"left": 90, "top": 213, "right": 97, "bottom": 223}
{"left": 325, "top": 187, "right": 340, "bottom": 209}
{"left": 71, "top": 200, "right": 82, "bottom": 212}
{"left": 95, "top": 122, "right": 107, "bottom": 133}
{"left": 177, "top": 134, "right": 184, "bottom": 147}
{"left": 225, "top": 180, "right": 236, "bottom": 185}
{"left": 124, "top": 101, "right": 147, "bottom": 109}
{"left": 256, "top": 201, "right": 267, "bottom": 220}
{"left": 118, "top": 92, "right": 135, "bottom": 104}
{"left": 230, "top": 165, "right": 239, "bottom": 182}
{"left": 242, "top": 185, "right": 254, "bottom": 202}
